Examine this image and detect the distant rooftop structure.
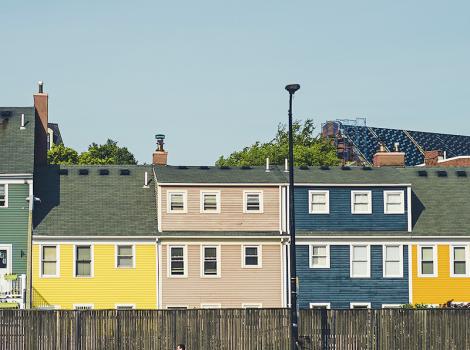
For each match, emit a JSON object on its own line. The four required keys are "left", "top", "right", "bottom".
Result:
{"left": 322, "top": 118, "right": 470, "bottom": 166}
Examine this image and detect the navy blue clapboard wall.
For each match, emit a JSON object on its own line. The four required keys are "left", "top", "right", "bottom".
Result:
{"left": 296, "top": 245, "right": 409, "bottom": 309}
{"left": 294, "top": 187, "right": 408, "bottom": 231}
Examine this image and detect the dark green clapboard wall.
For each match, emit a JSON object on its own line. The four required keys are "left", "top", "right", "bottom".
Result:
{"left": 0, "top": 183, "right": 29, "bottom": 273}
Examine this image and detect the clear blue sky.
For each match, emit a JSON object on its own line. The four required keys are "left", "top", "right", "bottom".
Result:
{"left": 1, "top": 1, "right": 469, "bottom": 165}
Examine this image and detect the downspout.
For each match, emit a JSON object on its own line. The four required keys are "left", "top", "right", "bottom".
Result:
{"left": 25, "top": 181, "right": 33, "bottom": 309}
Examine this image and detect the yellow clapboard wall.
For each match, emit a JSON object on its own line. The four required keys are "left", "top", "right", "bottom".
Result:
{"left": 412, "top": 244, "right": 470, "bottom": 305}
{"left": 32, "top": 243, "right": 156, "bottom": 309}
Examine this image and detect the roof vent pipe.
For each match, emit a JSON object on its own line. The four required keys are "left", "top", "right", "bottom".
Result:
{"left": 284, "top": 158, "right": 288, "bottom": 172}
{"left": 394, "top": 142, "right": 399, "bottom": 152}
{"left": 38, "top": 81, "right": 44, "bottom": 94}
{"left": 443, "top": 151, "right": 447, "bottom": 160}
{"left": 379, "top": 143, "right": 385, "bottom": 152}
{"left": 265, "top": 158, "right": 270, "bottom": 172}
{"left": 20, "top": 113, "right": 25, "bottom": 130}
{"left": 143, "top": 171, "right": 149, "bottom": 188}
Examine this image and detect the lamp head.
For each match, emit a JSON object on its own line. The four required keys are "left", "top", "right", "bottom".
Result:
{"left": 285, "top": 84, "right": 300, "bottom": 94}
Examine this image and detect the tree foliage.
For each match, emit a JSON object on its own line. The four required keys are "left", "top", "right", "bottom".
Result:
{"left": 48, "top": 139, "right": 137, "bottom": 165}
{"left": 216, "top": 119, "right": 341, "bottom": 167}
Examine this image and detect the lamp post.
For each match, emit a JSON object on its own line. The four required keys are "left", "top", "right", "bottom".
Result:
{"left": 285, "top": 83, "right": 300, "bottom": 350}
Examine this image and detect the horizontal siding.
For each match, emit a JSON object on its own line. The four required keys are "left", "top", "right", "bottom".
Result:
{"left": 161, "top": 242, "right": 283, "bottom": 308}
{"left": 412, "top": 244, "right": 470, "bottom": 304}
{"left": 32, "top": 244, "right": 157, "bottom": 309}
{"left": 0, "top": 184, "right": 29, "bottom": 273}
{"left": 295, "top": 186, "right": 408, "bottom": 231}
{"left": 161, "top": 186, "right": 280, "bottom": 231}
{"left": 297, "top": 245, "right": 409, "bottom": 309}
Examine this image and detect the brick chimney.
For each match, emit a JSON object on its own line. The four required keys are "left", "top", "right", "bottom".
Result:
{"left": 152, "top": 134, "right": 168, "bottom": 165}
{"left": 34, "top": 81, "right": 48, "bottom": 167}
{"left": 373, "top": 143, "right": 405, "bottom": 167}
{"left": 424, "top": 150, "right": 442, "bottom": 166}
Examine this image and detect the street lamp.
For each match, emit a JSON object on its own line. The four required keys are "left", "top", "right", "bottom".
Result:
{"left": 285, "top": 83, "right": 300, "bottom": 350}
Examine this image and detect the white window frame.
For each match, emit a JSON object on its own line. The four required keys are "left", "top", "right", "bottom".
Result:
{"left": 40, "top": 244, "right": 60, "bottom": 278}
{"left": 115, "top": 244, "right": 135, "bottom": 269}
{"left": 351, "top": 191, "right": 372, "bottom": 214}
{"left": 450, "top": 245, "right": 469, "bottom": 277}
{"left": 382, "top": 244, "right": 403, "bottom": 278}
{"left": 0, "top": 184, "right": 8, "bottom": 208}
{"left": 243, "top": 191, "right": 264, "bottom": 213}
{"left": 73, "top": 244, "right": 94, "bottom": 278}
{"left": 200, "top": 190, "right": 221, "bottom": 213}
{"left": 200, "top": 245, "right": 221, "bottom": 278}
{"left": 309, "top": 303, "right": 331, "bottom": 309}
{"left": 0, "top": 244, "right": 12, "bottom": 274}
{"left": 308, "top": 190, "right": 330, "bottom": 214}
{"left": 73, "top": 304, "right": 94, "bottom": 310}
{"left": 383, "top": 191, "right": 405, "bottom": 214}
{"left": 201, "top": 303, "right": 221, "bottom": 309}
{"left": 382, "top": 304, "right": 402, "bottom": 309}
{"left": 242, "top": 303, "right": 263, "bottom": 309}
{"left": 242, "top": 245, "right": 262, "bottom": 268}
{"left": 167, "top": 190, "right": 188, "bottom": 213}
{"left": 167, "top": 245, "right": 187, "bottom": 278}
{"left": 418, "top": 245, "right": 438, "bottom": 278}
{"left": 350, "top": 302, "right": 371, "bottom": 309}
{"left": 350, "top": 245, "right": 371, "bottom": 278}
{"left": 115, "top": 304, "right": 136, "bottom": 310}
{"left": 309, "top": 244, "right": 330, "bottom": 269}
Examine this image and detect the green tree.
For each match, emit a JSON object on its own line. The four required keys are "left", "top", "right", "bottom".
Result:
{"left": 47, "top": 144, "right": 79, "bottom": 165}
{"left": 78, "top": 139, "right": 137, "bottom": 165}
{"left": 216, "top": 119, "right": 341, "bottom": 167}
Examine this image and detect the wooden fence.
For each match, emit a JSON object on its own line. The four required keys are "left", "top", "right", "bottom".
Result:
{"left": 0, "top": 309, "right": 469, "bottom": 349}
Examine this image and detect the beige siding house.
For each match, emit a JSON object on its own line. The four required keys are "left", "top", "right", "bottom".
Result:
{"left": 154, "top": 165, "right": 288, "bottom": 309}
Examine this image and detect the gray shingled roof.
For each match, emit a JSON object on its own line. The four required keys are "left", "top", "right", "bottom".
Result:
{"left": 33, "top": 165, "right": 157, "bottom": 236}
{"left": 0, "top": 107, "right": 35, "bottom": 174}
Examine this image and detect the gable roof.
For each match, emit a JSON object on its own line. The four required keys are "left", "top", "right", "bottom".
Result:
{"left": 33, "top": 165, "right": 157, "bottom": 236}
{"left": 0, "top": 107, "right": 35, "bottom": 174}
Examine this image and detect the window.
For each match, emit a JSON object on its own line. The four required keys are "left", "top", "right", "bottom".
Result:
{"left": 350, "top": 245, "right": 370, "bottom": 278}
{"left": 308, "top": 190, "right": 329, "bottom": 214}
{"left": 384, "top": 191, "right": 405, "bottom": 214}
{"left": 243, "top": 191, "right": 263, "bottom": 213}
{"left": 167, "top": 191, "right": 187, "bottom": 213}
{"left": 309, "top": 303, "right": 331, "bottom": 309}
{"left": 383, "top": 245, "right": 403, "bottom": 278}
{"left": 201, "top": 304, "right": 221, "bottom": 309}
{"left": 75, "top": 245, "right": 92, "bottom": 277}
{"left": 418, "top": 246, "right": 437, "bottom": 277}
{"left": 73, "top": 304, "right": 93, "bottom": 310}
{"left": 0, "top": 184, "right": 7, "bottom": 207}
{"left": 169, "top": 246, "right": 186, "bottom": 277}
{"left": 309, "top": 245, "right": 330, "bottom": 268}
{"left": 200, "top": 191, "right": 220, "bottom": 213}
{"left": 242, "top": 245, "right": 261, "bottom": 268}
{"left": 350, "top": 302, "right": 371, "bottom": 309}
{"left": 41, "top": 245, "right": 58, "bottom": 277}
{"left": 242, "top": 303, "right": 262, "bottom": 309}
{"left": 351, "top": 191, "right": 372, "bottom": 214}
{"left": 116, "top": 304, "right": 135, "bottom": 310}
{"left": 451, "top": 246, "right": 468, "bottom": 277}
{"left": 201, "top": 246, "right": 220, "bottom": 277}
{"left": 116, "top": 245, "right": 134, "bottom": 268}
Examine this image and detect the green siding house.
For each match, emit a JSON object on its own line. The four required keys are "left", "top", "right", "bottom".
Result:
{"left": 0, "top": 107, "right": 36, "bottom": 308}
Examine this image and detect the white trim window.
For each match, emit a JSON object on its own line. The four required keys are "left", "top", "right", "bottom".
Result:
{"left": 41, "top": 245, "right": 59, "bottom": 277}
{"left": 200, "top": 191, "right": 221, "bottom": 213}
{"left": 0, "top": 184, "right": 7, "bottom": 208}
{"left": 351, "top": 191, "right": 372, "bottom": 214}
{"left": 73, "top": 304, "right": 93, "bottom": 310}
{"left": 309, "top": 244, "right": 330, "bottom": 268}
{"left": 242, "top": 245, "right": 262, "bottom": 268}
{"left": 243, "top": 191, "right": 263, "bottom": 213}
{"left": 201, "top": 245, "right": 220, "bottom": 277}
{"left": 384, "top": 191, "right": 405, "bottom": 214}
{"left": 74, "top": 245, "right": 93, "bottom": 278}
{"left": 167, "top": 191, "right": 187, "bottom": 213}
{"left": 201, "top": 304, "right": 222, "bottom": 309}
{"left": 383, "top": 245, "right": 403, "bottom": 278}
{"left": 116, "top": 245, "right": 134, "bottom": 268}
{"left": 450, "top": 246, "right": 468, "bottom": 277}
{"left": 418, "top": 245, "right": 437, "bottom": 277}
{"left": 168, "top": 245, "right": 187, "bottom": 277}
{"left": 350, "top": 245, "right": 370, "bottom": 278}
{"left": 308, "top": 190, "right": 329, "bottom": 214}
{"left": 350, "top": 302, "right": 371, "bottom": 309}
{"left": 116, "top": 304, "right": 135, "bottom": 310}
{"left": 242, "top": 303, "right": 262, "bottom": 309}
{"left": 309, "top": 303, "right": 331, "bottom": 309}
